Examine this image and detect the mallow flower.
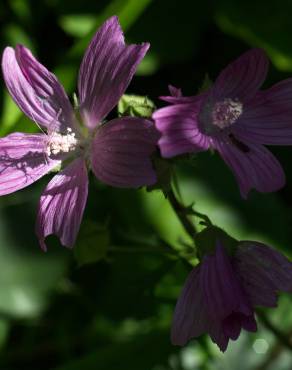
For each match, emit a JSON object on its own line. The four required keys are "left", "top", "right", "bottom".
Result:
{"left": 171, "top": 241, "right": 292, "bottom": 352}
{"left": 1, "top": 16, "right": 159, "bottom": 250}
{"left": 153, "top": 49, "right": 292, "bottom": 197}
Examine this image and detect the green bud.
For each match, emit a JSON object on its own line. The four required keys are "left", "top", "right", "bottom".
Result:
{"left": 198, "top": 73, "right": 213, "bottom": 93}
{"left": 195, "top": 225, "right": 239, "bottom": 260}
{"left": 118, "top": 94, "right": 156, "bottom": 118}
{"left": 73, "top": 92, "right": 79, "bottom": 109}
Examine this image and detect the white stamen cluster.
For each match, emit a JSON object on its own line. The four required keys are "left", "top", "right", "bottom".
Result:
{"left": 46, "top": 128, "right": 78, "bottom": 156}
{"left": 212, "top": 98, "right": 243, "bottom": 129}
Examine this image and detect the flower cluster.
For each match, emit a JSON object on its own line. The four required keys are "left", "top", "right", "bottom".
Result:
{"left": 2, "top": 15, "right": 292, "bottom": 353}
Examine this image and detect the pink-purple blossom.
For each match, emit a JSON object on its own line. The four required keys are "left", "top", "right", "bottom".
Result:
{"left": 171, "top": 241, "right": 292, "bottom": 351}
{"left": 153, "top": 49, "right": 292, "bottom": 198}
{"left": 1, "top": 16, "right": 159, "bottom": 250}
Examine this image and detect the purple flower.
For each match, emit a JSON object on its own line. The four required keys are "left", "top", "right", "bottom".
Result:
{"left": 1, "top": 16, "right": 159, "bottom": 250}
{"left": 153, "top": 49, "right": 292, "bottom": 198}
{"left": 171, "top": 241, "right": 292, "bottom": 352}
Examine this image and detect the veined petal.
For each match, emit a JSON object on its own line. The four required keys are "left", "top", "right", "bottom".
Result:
{"left": 207, "top": 320, "right": 229, "bottom": 352}
{"left": 235, "top": 242, "right": 292, "bottom": 307}
{"left": 234, "top": 79, "right": 292, "bottom": 145}
{"left": 222, "top": 313, "right": 257, "bottom": 341}
{"left": 78, "top": 16, "right": 149, "bottom": 129}
{"left": 212, "top": 49, "right": 269, "bottom": 102}
{"left": 0, "top": 132, "right": 58, "bottom": 195}
{"left": 199, "top": 242, "right": 251, "bottom": 320}
{"left": 171, "top": 266, "right": 209, "bottom": 346}
{"left": 91, "top": 117, "right": 158, "bottom": 188}
{"left": 153, "top": 103, "right": 210, "bottom": 157}
{"left": 36, "top": 158, "right": 88, "bottom": 250}
{"left": 214, "top": 137, "right": 285, "bottom": 198}
{"left": 2, "top": 45, "right": 75, "bottom": 132}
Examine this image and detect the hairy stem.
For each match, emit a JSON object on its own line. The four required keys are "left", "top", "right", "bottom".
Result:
{"left": 165, "top": 188, "right": 197, "bottom": 241}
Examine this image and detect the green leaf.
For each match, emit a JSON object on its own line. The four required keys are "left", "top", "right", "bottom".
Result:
{"left": 135, "top": 52, "right": 160, "bottom": 76}
{"left": 0, "top": 92, "right": 22, "bottom": 136}
{"left": 4, "top": 24, "right": 33, "bottom": 49}
{"left": 74, "top": 221, "right": 110, "bottom": 267}
{"left": 59, "top": 15, "right": 96, "bottom": 37}
{"left": 215, "top": 0, "right": 292, "bottom": 71}
{"left": 54, "top": 330, "right": 176, "bottom": 370}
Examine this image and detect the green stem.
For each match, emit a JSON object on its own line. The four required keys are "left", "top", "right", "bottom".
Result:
{"left": 165, "top": 188, "right": 197, "bottom": 241}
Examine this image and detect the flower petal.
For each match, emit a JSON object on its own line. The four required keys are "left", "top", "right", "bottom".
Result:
{"left": 91, "top": 117, "right": 158, "bottom": 188}
{"left": 78, "top": 16, "right": 149, "bottom": 129}
{"left": 36, "top": 158, "right": 88, "bottom": 250}
{"left": 212, "top": 49, "right": 269, "bottom": 102}
{"left": 160, "top": 89, "right": 206, "bottom": 105}
{"left": 0, "top": 132, "right": 58, "bottom": 195}
{"left": 2, "top": 45, "right": 75, "bottom": 132}
{"left": 153, "top": 103, "right": 210, "bottom": 157}
{"left": 235, "top": 242, "right": 292, "bottom": 307}
{"left": 234, "top": 79, "right": 292, "bottom": 145}
{"left": 200, "top": 242, "right": 251, "bottom": 320}
{"left": 222, "top": 313, "right": 257, "bottom": 341}
{"left": 171, "top": 266, "right": 209, "bottom": 346}
{"left": 222, "top": 314, "right": 242, "bottom": 340}
{"left": 168, "top": 85, "right": 182, "bottom": 97}
{"left": 207, "top": 320, "right": 229, "bottom": 352}
{"left": 214, "top": 137, "right": 285, "bottom": 198}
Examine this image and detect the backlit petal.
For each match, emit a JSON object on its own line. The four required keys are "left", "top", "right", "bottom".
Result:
{"left": 0, "top": 132, "right": 58, "bottom": 195}
{"left": 78, "top": 16, "right": 149, "bottom": 129}
{"left": 36, "top": 158, "right": 88, "bottom": 250}
{"left": 2, "top": 45, "right": 75, "bottom": 132}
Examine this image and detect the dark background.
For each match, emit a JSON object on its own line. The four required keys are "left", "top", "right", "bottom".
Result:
{"left": 0, "top": 0, "right": 292, "bottom": 369}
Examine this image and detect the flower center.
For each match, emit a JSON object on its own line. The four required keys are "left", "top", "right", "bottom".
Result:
{"left": 46, "top": 128, "right": 78, "bottom": 156}
{"left": 198, "top": 98, "right": 243, "bottom": 135}
{"left": 212, "top": 99, "right": 243, "bottom": 129}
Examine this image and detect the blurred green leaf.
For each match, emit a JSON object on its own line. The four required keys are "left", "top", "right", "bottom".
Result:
{"left": 54, "top": 330, "right": 176, "bottom": 370}
{"left": 74, "top": 221, "right": 110, "bottom": 267}
{"left": 59, "top": 14, "right": 96, "bottom": 37}
{"left": 67, "top": 0, "right": 153, "bottom": 58}
{"left": 4, "top": 24, "right": 33, "bottom": 49}
{"left": 9, "top": 0, "right": 31, "bottom": 21}
{"left": 0, "top": 92, "right": 22, "bottom": 135}
{"left": 136, "top": 52, "right": 160, "bottom": 76}
{"left": 0, "top": 319, "right": 10, "bottom": 350}
{"left": 128, "top": 0, "right": 212, "bottom": 64}
{"left": 0, "top": 209, "right": 67, "bottom": 318}
{"left": 177, "top": 153, "right": 292, "bottom": 252}
{"left": 215, "top": 0, "right": 292, "bottom": 71}
{"left": 140, "top": 188, "right": 191, "bottom": 250}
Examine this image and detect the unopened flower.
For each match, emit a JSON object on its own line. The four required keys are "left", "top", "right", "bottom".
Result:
{"left": 153, "top": 49, "right": 292, "bottom": 197}
{"left": 1, "top": 16, "right": 159, "bottom": 249}
{"left": 171, "top": 241, "right": 292, "bottom": 352}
